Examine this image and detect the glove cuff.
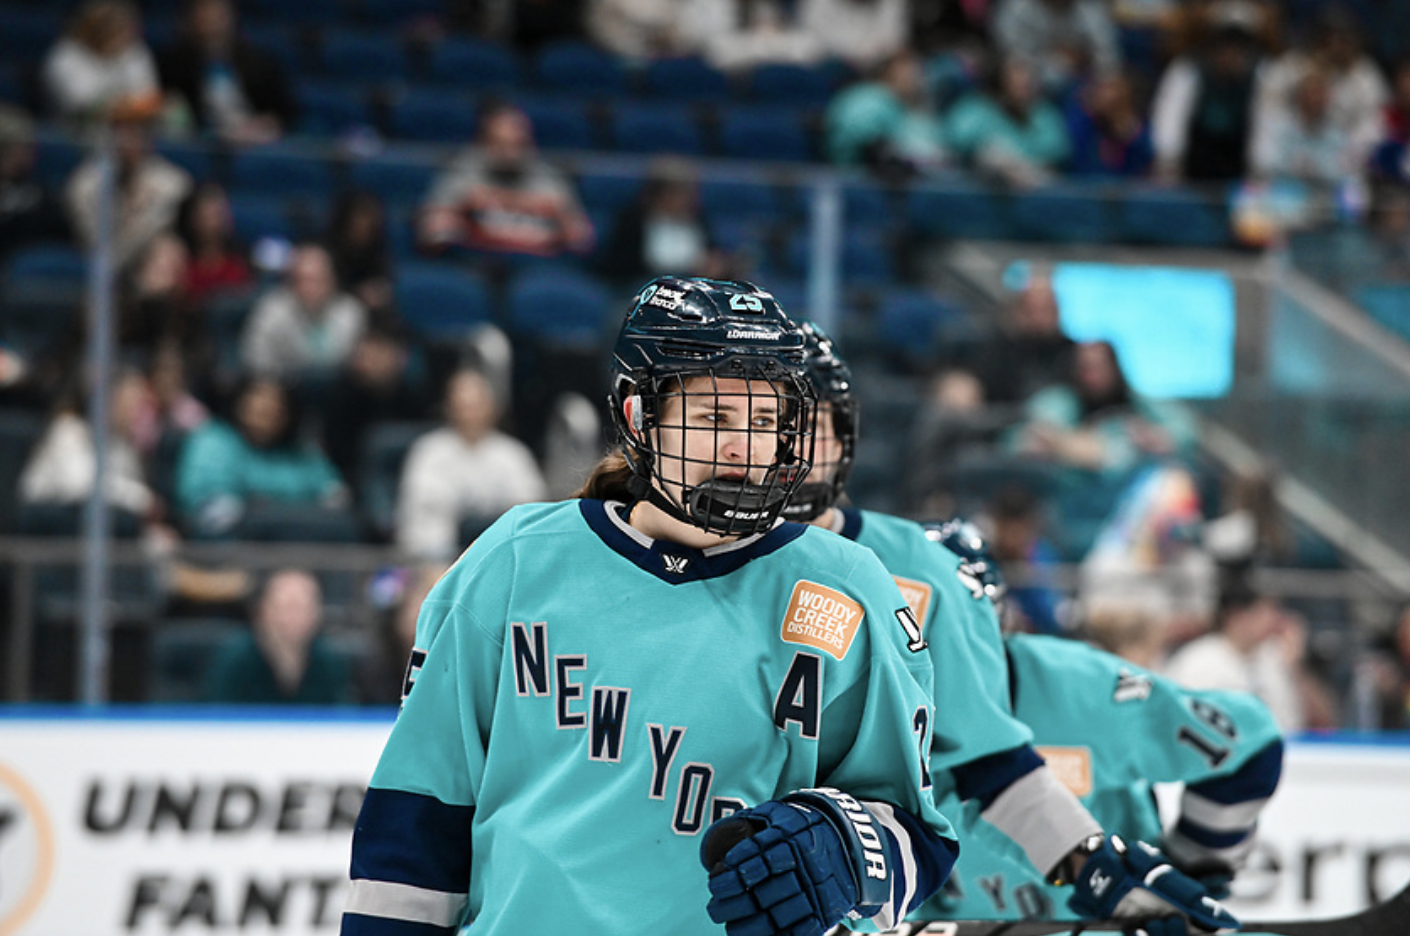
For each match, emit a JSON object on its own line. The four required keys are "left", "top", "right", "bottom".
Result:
{"left": 1067, "top": 835, "right": 1141, "bottom": 919}
{"left": 781, "top": 788, "right": 892, "bottom": 918}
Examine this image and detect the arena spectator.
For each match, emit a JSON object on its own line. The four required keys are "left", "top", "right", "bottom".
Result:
{"left": 681, "top": 0, "right": 824, "bottom": 72}
{"left": 1063, "top": 70, "right": 1155, "bottom": 177}
{"left": 395, "top": 367, "right": 547, "bottom": 562}
{"left": 1150, "top": 0, "right": 1275, "bottom": 182}
{"left": 173, "top": 375, "right": 346, "bottom": 537}
{"left": 1368, "top": 604, "right": 1410, "bottom": 730}
{"left": 320, "top": 324, "right": 434, "bottom": 497}
{"left": 117, "top": 232, "right": 212, "bottom": 376}
{"left": 803, "top": 0, "right": 911, "bottom": 73}
{"left": 986, "top": 484, "right": 1067, "bottom": 636}
{"left": 325, "top": 190, "right": 394, "bottom": 317}
{"left": 203, "top": 568, "right": 356, "bottom": 705}
{"left": 945, "top": 56, "right": 1071, "bottom": 188}
{"left": 1007, "top": 339, "right": 1196, "bottom": 478}
{"left": 19, "top": 367, "right": 160, "bottom": 522}
{"left": 825, "top": 48, "right": 950, "bottom": 176}
{"left": 157, "top": 0, "right": 296, "bottom": 144}
{"left": 972, "top": 266, "right": 1076, "bottom": 405}
{"left": 357, "top": 563, "right": 445, "bottom": 706}
{"left": 417, "top": 103, "right": 594, "bottom": 262}
{"left": 585, "top": 0, "right": 689, "bottom": 59}
{"left": 41, "top": 0, "right": 162, "bottom": 132}
{"left": 1251, "top": 65, "right": 1361, "bottom": 188}
{"left": 240, "top": 242, "right": 368, "bottom": 383}
{"left": 0, "top": 105, "right": 70, "bottom": 263}
{"left": 1253, "top": 6, "right": 1387, "bottom": 181}
{"left": 990, "top": 0, "right": 1122, "bottom": 95}
{"left": 65, "top": 121, "right": 193, "bottom": 273}
{"left": 601, "top": 156, "right": 733, "bottom": 284}
{"left": 175, "top": 181, "right": 253, "bottom": 306}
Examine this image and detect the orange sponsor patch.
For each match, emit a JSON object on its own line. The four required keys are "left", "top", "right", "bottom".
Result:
{"left": 782, "top": 580, "right": 864, "bottom": 660}
{"left": 1036, "top": 746, "right": 1093, "bottom": 797}
{"left": 892, "top": 575, "right": 933, "bottom": 627}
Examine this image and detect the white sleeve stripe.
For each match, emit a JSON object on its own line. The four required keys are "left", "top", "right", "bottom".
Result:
{"left": 980, "top": 765, "right": 1103, "bottom": 879}
{"left": 1164, "top": 826, "right": 1257, "bottom": 867}
{"left": 866, "top": 801, "right": 916, "bottom": 928}
{"left": 344, "top": 878, "right": 468, "bottom": 927}
{"left": 1180, "top": 791, "right": 1270, "bottom": 831}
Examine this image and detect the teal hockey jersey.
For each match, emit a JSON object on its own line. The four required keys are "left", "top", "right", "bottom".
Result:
{"left": 930, "top": 633, "right": 1284, "bottom": 922}
{"left": 342, "top": 499, "right": 958, "bottom": 935}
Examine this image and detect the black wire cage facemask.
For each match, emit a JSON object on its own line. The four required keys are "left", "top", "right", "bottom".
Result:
{"left": 780, "top": 321, "right": 857, "bottom": 523}
{"left": 613, "top": 364, "right": 818, "bottom": 537}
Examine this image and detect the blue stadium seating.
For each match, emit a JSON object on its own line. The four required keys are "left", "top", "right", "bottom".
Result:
{"left": 386, "top": 88, "right": 478, "bottom": 143}
{"left": 505, "top": 266, "right": 613, "bottom": 344}
{"left": 1119, "top": 185, "right": 1233, "bottom": 248}
{"left": 33, "top": 135, "right": 84, "bottom": 192}
{"left": 347, "top": 151, "right": 437, "bottom": 207}
{"left": 393, "top": 262, "right": 494, "bottom": 341}
{"left": 359, "top": 0, "right": 444, "bottom": 26}
{"left": 533, "top": 40, "right": 629, "bottom": 96}
{"left": 608, "top": 101, "right": 704, "bottom": 156}
{"left": 229, "top": 145, "right": 336, "bottom": 200}
{"left": 642, "top": 56, "right": 732, "bottom": 102}
{"left": 0, "top": 408, "right": 46, "bottom": 534}
{"left": 698, "top": 174, "right": 787, "bottom": 225}
{"left": 783, "top": 226, "right": 896, "bottom": 286}
{"left": 718, "top": 105, "right": 813, "bottom": 162}
{"left": 745, "top": 62, "right": 838, "bottom": 107}
{"left": 154, "top": 139, "right": 216, "bottom": 182}
{"left": 516, "top": 94, "right": 597, "bottom": 151}
{"left": 318, "top": 29, "right": 407, "bottom": 82}
{"left": 1011, "top": 183, "right": 1118, "bottom": 243}
{"left": 4, "top": 242, "right": 87, "bottom": 286}
{"left": 0, "top": 243, "right": 85, "bottom": 356}
{"left": 359, "top": 420, "right": 437, "bottom": 539}
{"left": 228, "top": 195, "right": 300, "bottom": 246}
{"left": 296, "top": 80, "right": 374, "bottom": 136}
{"left": 243, "top": 0, "right": 344, "bottom": 28}
{"left": 0, "top": 8, "right": 63, "bottom": 67}
{"left": 841, "top": 182, "right": 897, "bottom": 228}
{"left": 148, "top": 619, "right": 245, "bottom": 702}
{"left": 574, "top": 171, "right": 645, "bottom": 215}
{"left": 241, "top": 23, "right": 303, "bottom": 75}
{"left": 427, "top": 37, "right": 521, "bottom": 90}
{"left": 907, "top": 184, "right": 1016, "bottom": 241}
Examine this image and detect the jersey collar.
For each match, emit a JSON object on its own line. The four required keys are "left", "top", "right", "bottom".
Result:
{"left": 837, "top": 506, "right": 864, "bottom": 542}
{"left": 579, "top": 499, "right": 806, "bottom": 584}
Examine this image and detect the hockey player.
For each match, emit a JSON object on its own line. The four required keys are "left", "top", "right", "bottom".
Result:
{"left": 927, "top": 520, "right": 1284, "bottom": 923}
{"left": 341, "top": 278, "right": 959, "bottom": 936}
{"left": 789, "top": 322, "right": 1241, "bottom": 932}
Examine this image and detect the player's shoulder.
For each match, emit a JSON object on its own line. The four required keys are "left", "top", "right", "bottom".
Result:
{"left": 783, "top": 523, "right": 904, "bottom": 596}
{"left": 430, "top": 500, "right": 582, "bottom": 591}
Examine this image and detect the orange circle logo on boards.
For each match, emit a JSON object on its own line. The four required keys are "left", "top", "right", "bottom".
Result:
{"left": 0, "top": 761, "right": 55, "bottom": 936}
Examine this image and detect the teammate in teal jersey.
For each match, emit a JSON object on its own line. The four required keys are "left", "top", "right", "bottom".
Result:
{"left": 789, "top": 323, "right": 1241, "bottom": 934}
{"left": 341, "top": 278, "right": 959, "bottom": 936}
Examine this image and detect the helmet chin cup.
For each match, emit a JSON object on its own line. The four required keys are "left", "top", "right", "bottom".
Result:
{"left": 778, "top": 481, "right": 834, "bottom": 523}
{"left": 684, "top": 478, "right": 786, "bottom": 536}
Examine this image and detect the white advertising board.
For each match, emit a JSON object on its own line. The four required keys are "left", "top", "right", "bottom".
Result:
{"left": 0, "top": 711, "right": 1406, "bottom": 934}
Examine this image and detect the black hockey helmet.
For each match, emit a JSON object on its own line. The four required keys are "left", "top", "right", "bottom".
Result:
{"left": 923, "top": 517, "right": 1009, "bottom": 613}
{"left": 609, "top": 276, "right": 817, "bottom": 536}
{"left": 781, "top": 321, "right": 858, "bottom": 523}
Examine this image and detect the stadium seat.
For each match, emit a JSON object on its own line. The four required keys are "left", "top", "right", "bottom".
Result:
{"left": 841, "top": 182, "right": 897, "bottom": 228}
{"left": 505, "top": 265, "right": 613, "bottom": 344}
{"left": 229, "top": 145, "right": 335, "bottom": 200}
{"left": 698, "top": 173, "right": 786, "bottom": 225}
{"left": 241, "top": 23, "right": 303, "bottom": 75}
{"left": 717, "top": 105, "right": 813, "bottom": 162}
{"left": 2, "top": 243, "right": 89, "bottom": 353}
{"left": 148, "top": 619, "right": 246, "bottom": 702}
{"left": 783, "top": 226, "right": 896, "bottom": 286}
{"left": 1011, "top": 183, "right": 1118, "bottom": 243}
{"left": 907, "top": 184, "right": 1016, "bottom": 241}
{"left": 745, "top": 62, "right": 838, "bottom": 107}
{"left": 574, "top": 169, "right": 646, "bottom": 219}
{"left": 0, "top": 9, "right": 63, "bottom": 68}
{"left": 33, "top": 134, "right": 84, "bottom": 191}
{"left": 296, "top": 80, "right": 374, "bottom": 137}
{"left": 608, "top": 101, "right": 704, "bottom": 156}
{"left": 346, "top": 151, "right": 437, "bottom": 208}
{"left": 516, "top": 95, "right": 597, "bottom": 151}
{"left": 359, "top": 420, "right": 437, "bottom": 539}
{"left": 427, "top": 37, "right": 521, "bottom": 90}
{"left": 319, "top": 29, "right": 408, "bottom": 82}
{"left": 533, "top": 40, "right": 629, "bottom": 95}
{"left": 243, "top": 0, "right": 344, "bottom": 28}
{"left": 4, "top": 242, "right": 87, "bottom": 287}
{"left": 642, "top": 56, "right": 732, "bottom": 102}
{"left": 386, "top": 88, "right": 478, "bottom": 143}
{"left": 235, "top": 502, "right": 366, "bottom": 542}
{"left": 1119, "top": 185, "right": 1233, "bottom": 248}
{"left": 228, "top": 196, "right": 298, "bottom": 245}
{"left": 393, "top": 262, "right": 494, "bottom": 342}
{"left": 359, "top": 0, "right": 444, "bottom": 25}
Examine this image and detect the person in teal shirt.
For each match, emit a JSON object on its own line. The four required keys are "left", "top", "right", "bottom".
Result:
{"left": 826, "top": 49, "right": 950, "bottom": 175}
{"left": 174, "top": 375, "right": 346, "bottom": 536}
{"left": 945, "top": 56, "right": 1071, "bottom": 187}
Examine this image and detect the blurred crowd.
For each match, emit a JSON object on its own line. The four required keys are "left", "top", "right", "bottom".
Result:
{"left": 1, "top": 0, "right": 1408, "bottom": 720}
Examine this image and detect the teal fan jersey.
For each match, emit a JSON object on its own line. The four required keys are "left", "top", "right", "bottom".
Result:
{"left": 932, "top": 634, "right": 1284, "bottom": 922}
{"left": 343, "top": 500, "right": 957, "bottom": 935}
{"left": 839, "top": 508, "right": 1034, "bottom": 776}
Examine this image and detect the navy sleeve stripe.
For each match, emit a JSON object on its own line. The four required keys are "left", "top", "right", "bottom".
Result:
{"left": 865, "top": 800, "right": 959, "bottom": 922}
{"left": 1173, "top": 816, "right": 1255, "bottom": 850}
{"left": 341, "top": 912, "right": 454, "bottom": 936}
{"left": 1187, "top": 740, "right": 1284, "bottom": 804}
{"left": 952, "top": 744, "right": 1044, "bottom": 809}
{"left": 351, "top": 787, "right": 475, "bottom": 894}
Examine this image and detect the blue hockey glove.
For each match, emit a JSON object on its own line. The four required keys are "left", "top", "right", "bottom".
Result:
{"left": 701, "top": 789, "right": 892, "bottom": 936}
{"left": 1067, "top": 835, "right": 1241, "bottom": 933}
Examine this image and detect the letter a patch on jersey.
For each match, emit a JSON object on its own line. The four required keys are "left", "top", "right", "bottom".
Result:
{"left": 781, "top": 581, "right": 862, "bottom": 660}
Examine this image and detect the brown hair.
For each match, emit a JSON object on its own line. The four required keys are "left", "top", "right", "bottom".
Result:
{"left": 69, "top": 0, "right": 140, "bottom": 52}
{"left": 574, "top": 449, "right": 636, "bottom": 501}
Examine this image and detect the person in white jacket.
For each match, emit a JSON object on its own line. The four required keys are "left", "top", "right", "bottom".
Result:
{"left": 395, "top": 367, "right": 547, "bottom": 561}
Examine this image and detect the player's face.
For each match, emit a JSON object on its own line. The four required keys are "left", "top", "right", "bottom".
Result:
{"left": 651, "top": 375, "right": 786, "bottom": 502}
{"left": 812, "top": 402, "right": 845, "bottom": 483}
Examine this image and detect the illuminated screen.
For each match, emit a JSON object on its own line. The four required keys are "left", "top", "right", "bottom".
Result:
{"left": 1042, "top": 262, "right": 1236, "bottom": 399}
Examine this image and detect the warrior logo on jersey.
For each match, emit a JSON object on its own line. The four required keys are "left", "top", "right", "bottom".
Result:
{"left": 1114, "top": 670, "right": 1153, "bottom": 703}
{"left": 662, "top": 555, "right": 689, "bottom": 574}
{"left": 781, "top": 581, "right": 862, "bottom": 660}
